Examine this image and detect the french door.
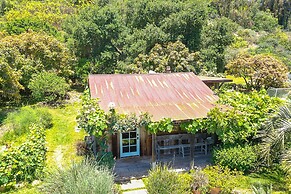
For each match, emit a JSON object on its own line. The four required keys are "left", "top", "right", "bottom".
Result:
{"left": 120, "top": 129, "right": 140, "bottom": 158}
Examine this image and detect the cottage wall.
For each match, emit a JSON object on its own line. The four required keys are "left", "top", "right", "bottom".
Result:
{"left": 110, "top": 127, "right": 152, "bottom": 159}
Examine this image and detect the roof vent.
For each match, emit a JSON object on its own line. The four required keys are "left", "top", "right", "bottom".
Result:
{"left": 148, "top": 70, "right": 157, "bottom": 74}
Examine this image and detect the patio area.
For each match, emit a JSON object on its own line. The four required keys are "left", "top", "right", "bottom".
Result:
{"left": 114, "top": 154, "right": 212, "bottom": 182}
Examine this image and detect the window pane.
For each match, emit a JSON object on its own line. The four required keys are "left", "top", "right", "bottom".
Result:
{"left": 130, "top": 139, "right": 136, "bottom": 145}
{"left": 122, "top": 132, "right": 129, "bottom": 139}
{"left": 130, "top": 132, "right": 136, "bottom": 138}
{"left": 130, "top": 146, "right": 137, "bottom": 152}
{"left": 123, "top": 146, "right": 129, "bottom": 153}
{"left": 122, "top": 139, "right": 129, "bottom": 146}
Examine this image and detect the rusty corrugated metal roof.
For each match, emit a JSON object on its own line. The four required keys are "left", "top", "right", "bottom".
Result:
{"left": 198, "top": 76, "right": 233, "bottom": 83}
{"left": 89, "top": 72, "right": 218, "bottom": 121}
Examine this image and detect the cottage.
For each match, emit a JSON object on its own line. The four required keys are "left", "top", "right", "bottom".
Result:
{"left": 88, "top": 72, "right": 225, "bottom": 162}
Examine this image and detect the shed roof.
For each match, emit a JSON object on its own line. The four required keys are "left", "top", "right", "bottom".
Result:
{"left": 198, "top": 76, "right": 233, "bottom": 84}
{"left": 89, "top": 72, "right": 218, "bottom": 121}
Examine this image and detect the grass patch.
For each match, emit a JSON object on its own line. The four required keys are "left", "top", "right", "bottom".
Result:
{"left": 3, "top": 186, "right": 41, "bottom": 194}
{"left": 45, "top": 102, "right": 86, "bottom": 170}
{"left": 236, "top": 172, "right": 288, "bottom": 193}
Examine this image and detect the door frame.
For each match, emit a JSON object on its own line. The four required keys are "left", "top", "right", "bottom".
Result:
{"left": 119, "top": 128, "right": 140, "bottom": 158}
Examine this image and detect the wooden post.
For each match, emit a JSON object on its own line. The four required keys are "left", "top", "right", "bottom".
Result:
{"left": 190, "top": 134, "right": 195, "bottom": 169}
{"left": 140, "top": 126, "right": 146, "bottom": 156}
{"left": 116, "top": 132, "right": 120, "bottom": 159}
{"left": 151, "top": 134, "right": 156, "bottom": 168}
{"left": 107, "top": 133, "right": 112, "bottom": 152}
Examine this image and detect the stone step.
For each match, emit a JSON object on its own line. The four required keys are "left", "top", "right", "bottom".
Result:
{"left": 121, "top": 179, "right": 145, "bottom": 191}
{"left": 123, "top": 189, "right": 147, "bottom": 194}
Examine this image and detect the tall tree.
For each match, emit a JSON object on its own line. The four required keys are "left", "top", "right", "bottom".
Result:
{"left": 63, "top": 5, "right": 122, "bottom": 74}
{"left": 260, "top": 0, "right": 291, "bottom": 29}
{"left": 200, "top": 17, "right": 237, "bottom": 73}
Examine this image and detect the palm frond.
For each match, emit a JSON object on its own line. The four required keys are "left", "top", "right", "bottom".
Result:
{"left": 259, "top": 105, "right": 291, "bottom": 166}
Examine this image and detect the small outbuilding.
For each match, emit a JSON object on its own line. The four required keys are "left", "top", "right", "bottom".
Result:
{"left": 88, "top": 72, "right": 223, "bottom": 160}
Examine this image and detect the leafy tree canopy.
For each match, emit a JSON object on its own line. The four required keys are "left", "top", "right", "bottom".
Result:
{"left": 128, "top": 41, "right": 201, "bottom": 74}
{"left": 200, "top": 17, "right": 238, "bottom": 73}
{"left": 0, "top": 59, "right": 23, "bottom": 101}
{"left": 0, "top": 31, "right": 75, "bottom": 95}
{"left": 226, "top": 54, "right": 289, "bottom": 90}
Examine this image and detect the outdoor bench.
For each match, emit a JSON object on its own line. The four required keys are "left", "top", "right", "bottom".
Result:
{"left": 156, "top": 134, "right": 182, "bottom": 159}
{"left": 156, "top": 134, "right": 211, "bottom": 159}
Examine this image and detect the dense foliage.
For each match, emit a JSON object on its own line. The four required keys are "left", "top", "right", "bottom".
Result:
{"left": 0, "top": 125, "right": 47, "bottom": 187}
{"left": 0, "top": 59, "right": 23, "bottom": 100}
{"left": 226, "top": 54, "right": 289, "bottom": 90}
{"left": 213, "top": 145, "right": 258, "bottom": 173}
{"left": 110, "top": 112, "right": 151, "bottom": 132}
{"left": 145, "top": 165, "right": 190, "bottom": 194}
{"left": 0, "top": 31, "right": 75, "bottom": 100}
{"left": 76, "top": 90, "right": 107, "bottom": 138}
{"left": 186, "top": 91, "right": 282, "bottom": 146}
{"left": 202, "top": 165, "right": 244, "bottom": 193}
{"left": 41, "top": 160, "right": 114, "bottom": 194}
{"left": 147, "top": 118, "right": 173, "bottom": 134}
{"left": 0, "top": 0, "right": 290, "bottom": 102}
{"left": 28, "top": 72, "right": 69, "bottom": 103}
{"left": 129, "top": 41, "right": 200, "bottom": 74}
{"left": 146, "top": 165, "right": 245, "bottom": 194}
{"left": 259, "top": 105, "right": 291, "bottom": 167}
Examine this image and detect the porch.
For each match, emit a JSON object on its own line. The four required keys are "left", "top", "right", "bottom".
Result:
{"left": 114, "top": 154, "right": 212, "bottom": 182}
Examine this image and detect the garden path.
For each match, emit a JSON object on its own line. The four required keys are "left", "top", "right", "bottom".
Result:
{"left": 121, "top": 179, "right": 147, "bottom": 193}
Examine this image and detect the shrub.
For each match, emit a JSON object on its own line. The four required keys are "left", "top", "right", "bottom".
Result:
{"left": 253, "top": 11, "right": 278, "bottom": 32}
{"left": 190, "top": 168, "right": 209, "bottom": 193}
{"left": 213, "top": 145, "right": 258, "bottom": 173}
{"left": 75, "top": 140, "right": 89, "bottom": 156}
{"left": 41, "top": 160, "right": 114, "bottom": 194}
{"left": 3, "top": 106, "right": 52, "bottom": 139}
{"left": 202, "top": 166, "right": 244, "bottom": 193}
{"left": 252, "top": 183, "right": 272, "bottom": 194}
{"left": 96, "top": 152, "right": 115, "bottom": 170}
{"left": 28, "top": 72, "right": 69, "bottom": 103}
{"left": 145, "top": 165, "right": 190, "bottom": 194}
{"left": 0, "top": 125, "right": 47, "bottom": 187}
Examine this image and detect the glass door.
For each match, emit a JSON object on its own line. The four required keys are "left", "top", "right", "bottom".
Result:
{"left": 120, "top": 129, "right": 140, "bottom": 158}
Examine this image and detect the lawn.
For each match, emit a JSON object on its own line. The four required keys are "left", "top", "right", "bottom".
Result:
{"left": 45, "top": 102, "right": 86, "bottom": 170}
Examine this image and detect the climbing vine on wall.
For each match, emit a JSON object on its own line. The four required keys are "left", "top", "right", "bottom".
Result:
{"left": 76, "top": 90, "right": 108, "bottom": 137}
{"left": 108, "top": 111, "right": 151, "bottom": 132}
{"left": 180, "top": 119, "right": 204, "bottom": 134}
{"left": 147, "top": 118, "right": 174, "bottom": 134}
{"left": 77, "top": 90, "right": 175, "bottom": 137}
{"left": 183, "top": 90, "right": 283, "bottom": 146}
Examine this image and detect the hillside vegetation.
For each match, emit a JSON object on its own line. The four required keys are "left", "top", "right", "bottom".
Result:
{"left": 0, "top": 0, "right": 291, "bottom": 193}
{"left": 0, "top": 0, "right": 290, "bottom": 103}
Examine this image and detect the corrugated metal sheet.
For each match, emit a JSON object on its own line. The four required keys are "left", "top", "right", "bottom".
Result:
{"left": 89, "top": 72, "right": 218, "bottom": 121}
{"left": 198, "top": 76, "right": 232, "bottom": 83}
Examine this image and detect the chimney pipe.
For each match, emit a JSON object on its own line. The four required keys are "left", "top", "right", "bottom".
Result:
{"left": 166, "top": 66, "right": 171, "bottom": 73}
